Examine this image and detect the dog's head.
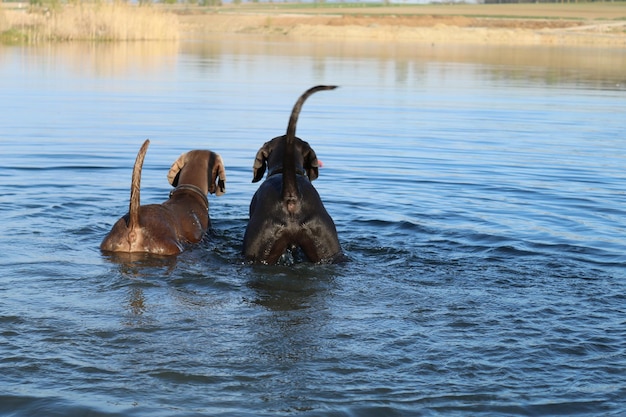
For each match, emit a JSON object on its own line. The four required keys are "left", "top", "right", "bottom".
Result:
{"left": 167, "top": 150, "right": 226, "bottom": 196}
{"left": 252, "top": 136, "right": 319, "bottom": 183}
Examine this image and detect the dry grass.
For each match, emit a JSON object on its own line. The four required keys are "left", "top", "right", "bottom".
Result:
{"left": 215, "top": 2, "right": 626, "bottom": 21}
{"left": 177, "top": 2, "right": 626, "bottom": 46}
{"left": 3, "top": 1, "right": 625, "bottom": 45}
{"left": 1, "top": 1, "right": 180, "bottom": 42}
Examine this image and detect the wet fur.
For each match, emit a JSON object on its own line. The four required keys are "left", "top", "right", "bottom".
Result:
{"left": 242, "top": 85, "right": 343, "bottom": 264}
{"left": 100, "top": 139, "right": 226, "bottom": 256}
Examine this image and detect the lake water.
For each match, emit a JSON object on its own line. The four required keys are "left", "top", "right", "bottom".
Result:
{"left": 1, "top": 36, "right": 625, "bottom": 416}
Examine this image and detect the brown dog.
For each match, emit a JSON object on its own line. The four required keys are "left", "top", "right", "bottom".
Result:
{"left": 242, "top": 85, "right": 343, "bottom": 264}
{"left": 100, "top": 139, "right": 226, "bottom": 256}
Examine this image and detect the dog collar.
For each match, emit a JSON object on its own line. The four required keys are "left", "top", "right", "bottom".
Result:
{"left": 169, "top": 184, "right": 208, "bottom": 208}
{"left": 268, "top": 168, "right": 306, "bottom": 178}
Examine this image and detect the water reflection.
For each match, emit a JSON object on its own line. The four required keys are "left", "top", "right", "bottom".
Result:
{"left": 2, "top": 41, "right": 179, "bottom": 77}
{"left": 2, "top": 35, "right": 623, "bottom": 90}
{"left": 247, "top": 266, "right": 335, "bottom": 311}
{"left": 179, "top": 36, "right": 626, "bottom": 90}
{"left": 247, "top": 269, "right": 334, "bottom": 377}
{"left": 102, "top": 251, "right": 178, "bottom": 270}
{"left": 126, "top": 286, "right": 147, "bottom": 317}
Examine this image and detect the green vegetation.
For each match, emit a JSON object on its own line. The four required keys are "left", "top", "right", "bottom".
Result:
{"left": 0, "top": 27, "right": 29, "bottom": 44}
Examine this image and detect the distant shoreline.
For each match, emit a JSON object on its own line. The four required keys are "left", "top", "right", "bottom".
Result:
{"left": 2, "top": 2, "right": 625, "bottom": 45}
{"left": 177, "top": 3, "right": 626, "bottom": 46}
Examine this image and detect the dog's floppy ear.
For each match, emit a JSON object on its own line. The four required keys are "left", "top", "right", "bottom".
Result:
{"left": 302, "top": 142, "right": 319, "bottom": 181}
{"left": 167, "top": 152, "right": 187, "bottom": 187}
{"left": 209, "top": 153, "right": 226, "bottom": 196}
{"left": 252, "top": 141, "right": 271, "bottom": 183}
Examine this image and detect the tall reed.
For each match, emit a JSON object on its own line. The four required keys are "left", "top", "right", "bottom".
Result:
{"left": 1, "top": 1, "right": 180, "bottom": 42}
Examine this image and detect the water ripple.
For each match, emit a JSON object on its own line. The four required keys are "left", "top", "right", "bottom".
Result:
{"left": 1, "top": 40, "right": 625, "bottom": 417}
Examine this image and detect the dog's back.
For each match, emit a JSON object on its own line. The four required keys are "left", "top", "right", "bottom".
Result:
{"left": 101, "top": 142, "right": 226, "bottom": 256}
{"left": 243, "top": 86, "right": 343, "bottom": 264}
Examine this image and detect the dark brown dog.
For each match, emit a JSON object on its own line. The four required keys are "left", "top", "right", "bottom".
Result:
{"left": 242, "top": 85, "right": 343, "bottom": 264}
{"left": 100, "top": 139, "right": 226, "bottom": 256}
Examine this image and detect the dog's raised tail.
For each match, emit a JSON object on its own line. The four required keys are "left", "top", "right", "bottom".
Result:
{"left": 128, "top": 139, "right": 150, "bottom": 231}
{"left": 283, "top": 85, "right": 337, "bottom": 205}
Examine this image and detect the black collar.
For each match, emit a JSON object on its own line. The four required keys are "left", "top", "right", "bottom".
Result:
{"left": 267, "top": 167, "right": 306, "bottom": 178}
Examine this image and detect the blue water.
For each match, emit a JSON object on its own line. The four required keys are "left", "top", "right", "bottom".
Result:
{"left": 1, "top": 38, "right": 625, "bottom": 416}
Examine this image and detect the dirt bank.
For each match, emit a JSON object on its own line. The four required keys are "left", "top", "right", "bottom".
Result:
{"left": 177, "top": 3, "right": 626, "bottom": 46}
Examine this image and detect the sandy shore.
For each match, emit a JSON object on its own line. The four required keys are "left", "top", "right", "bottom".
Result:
{"left": 177, "top": 3, "right": 626, "bottom": 46}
